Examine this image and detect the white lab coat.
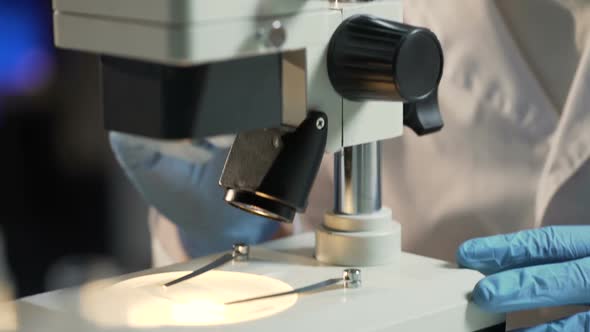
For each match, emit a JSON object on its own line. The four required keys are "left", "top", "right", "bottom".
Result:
{"left": 150, "top": 0, "right": 590, "bottom": 328}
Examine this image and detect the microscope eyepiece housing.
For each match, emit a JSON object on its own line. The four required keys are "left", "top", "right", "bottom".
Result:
{"left": 220, "top": 111, "right": 328, "bottom": 223}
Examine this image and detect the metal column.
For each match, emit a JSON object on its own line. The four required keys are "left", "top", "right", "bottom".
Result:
{"left": 334, "top": 142, "right": 382, "bottom": 215}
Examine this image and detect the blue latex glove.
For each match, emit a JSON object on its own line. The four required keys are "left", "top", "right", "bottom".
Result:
{"left": 110, "top": 132, "right": 280, "bottom": 258}
{"left": 457, "top": 226, "right": 590, "bottom": 331}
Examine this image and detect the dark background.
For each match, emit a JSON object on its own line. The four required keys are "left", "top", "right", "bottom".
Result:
{"left": 0, "top": 0, "right": 151, "bottom": 297}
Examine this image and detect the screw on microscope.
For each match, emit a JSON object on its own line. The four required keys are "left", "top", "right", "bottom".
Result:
{"left": 269, "top": 20, "right": 286, "bottom": 47}
{"left": 316, "top": 117, "right": 326, "bottom": 130}
{"left": 232, "top": 243, "right": 250, "bottom": 261}
{"left": 343, "top": 268, "right": 361, "bottom": 288}
{"left": 258, "top": 20, "right": 286, "bottom": 48}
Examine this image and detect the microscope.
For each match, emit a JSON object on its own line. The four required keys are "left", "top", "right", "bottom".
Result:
{"left": 46, "top": 0, "right": 506, "bottom": 330}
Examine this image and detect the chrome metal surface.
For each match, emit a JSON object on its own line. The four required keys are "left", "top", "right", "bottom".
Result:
{"left": 163, "top": 253, "right": 234, "bottom": 287}
{"left": 232, "top": 243, "right": 250, "bottom": 261}
{"left": 334, "top": 142, "right": 382, "bottom": 214}
{"left": 225, "top": 278, "right": 342, "bottom": 305}
{"left": 343, "top": 268, "right": 362, "bottom": 288}
{"left": 225, "top": 268, "right": 362, "bottom": 305}
{"left": 164, "top": 242, "right": 250, "bottom": 287}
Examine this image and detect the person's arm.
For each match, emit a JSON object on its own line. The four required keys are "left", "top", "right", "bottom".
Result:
{"left": 110, "top": 132, "right": 279, "bottom": 258}
{"left": 457, "top": 226, "right": 590, "bottom": 331}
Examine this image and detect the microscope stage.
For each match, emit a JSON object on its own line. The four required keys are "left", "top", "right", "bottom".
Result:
{"left": 15, "top": 233, "right": 504, "bottom": 331}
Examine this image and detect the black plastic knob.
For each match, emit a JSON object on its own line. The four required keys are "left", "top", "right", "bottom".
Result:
{"left": 403, "top": 88, "right": 443, "bottom": 136}
{"left": 328, "top": 14, "right": 443, "bottom": 103}
{"left": 328, "top": 14, "right": 445, "bottom": 135}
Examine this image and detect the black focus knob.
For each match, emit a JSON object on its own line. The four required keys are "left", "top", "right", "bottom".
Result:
{"left": 328, "top": 14, "right": 444, "bottom": 103}
{"left": 328, "top": 14, "right": 445, "bottom": 135}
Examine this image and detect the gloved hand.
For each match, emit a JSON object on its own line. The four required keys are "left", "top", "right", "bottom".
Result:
{"left": 457, "top": 226, "right": 590, "bottom": 331}
{"left": 109, "top": 132, "right": 280, "bottom": 258}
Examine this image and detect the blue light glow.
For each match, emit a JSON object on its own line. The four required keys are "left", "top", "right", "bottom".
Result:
{"left": 0, "top": 4, "right": 53, "bottom": 95}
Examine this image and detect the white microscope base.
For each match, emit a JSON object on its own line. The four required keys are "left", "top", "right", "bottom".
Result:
{"left": 12, "top": 233, "right": 504, "bottom": 332}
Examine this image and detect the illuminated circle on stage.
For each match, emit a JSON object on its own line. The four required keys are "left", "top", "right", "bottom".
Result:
{"left": 80, "top": 271, "right": 297, "bottom": 327}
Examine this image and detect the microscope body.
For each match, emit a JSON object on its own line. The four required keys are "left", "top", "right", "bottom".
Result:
{"left": 55, "top": 0, "right": 409, "bottom": 264}
{"left": 49, "top": 1, "right": 506, "bottom": 330}
{"left": 53, "top": 0, "right": 402, "bottom": 149}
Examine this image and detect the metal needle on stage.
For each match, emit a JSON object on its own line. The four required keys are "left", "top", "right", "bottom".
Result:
{"left": 163, "top": 243, "right": 250, "bottom": 287}
{"left": 225, "top": 278, "right": 342, "bottom": 305}
{"left": 225, "top": 269, "right": 362, "bottom": 305}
